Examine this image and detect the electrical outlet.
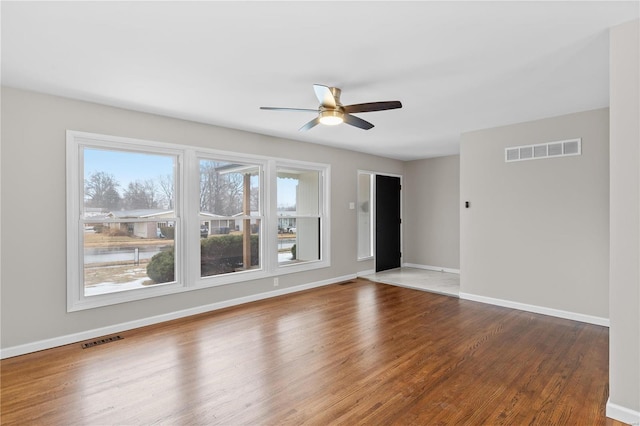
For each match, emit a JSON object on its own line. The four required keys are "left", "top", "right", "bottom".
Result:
{"left": 274, "top": 277, "right": 279, "bottom": 287}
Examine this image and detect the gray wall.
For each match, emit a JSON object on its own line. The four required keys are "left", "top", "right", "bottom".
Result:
{"left": 608, "top": 19, "right": 640, "bottom": 418}
{"left": 403, "top": 155, "right": 460, "bottom": 270}
{"left": 0, "top": 87, "right": 403, "bottom": 350}
{"left": 460, "top": 108, "right": 610, "bottom": 319}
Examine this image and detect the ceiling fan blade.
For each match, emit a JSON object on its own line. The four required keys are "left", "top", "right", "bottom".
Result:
{"left": 299, "top": 117, "right": 321, "bottom": 132}
{"left": 343, "top": 113, "right": 374, "bottom": 130}
{"left": 343, "top": 101, "right": 402, "bottom": 114}
{"left": 313, "top": 84, "right": 337, "bottom": 109}
{"left": 260, "top": 107, "right": 317, "bottom": 112}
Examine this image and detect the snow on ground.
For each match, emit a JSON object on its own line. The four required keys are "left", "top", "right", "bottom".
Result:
{"left": 85, "top": 277, "right": 150, "bottom": 296}
{"left": 86, "top": 256, "right": 295, "bottom": 296}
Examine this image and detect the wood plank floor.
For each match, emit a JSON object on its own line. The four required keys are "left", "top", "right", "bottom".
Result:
{"left": 1, "top": 279, "right": 613, "bottom": 425}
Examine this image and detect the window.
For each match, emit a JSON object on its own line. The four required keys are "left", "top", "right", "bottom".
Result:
{"left": 67, "top": 131, "right": 330, "bottom": 311}
{"left": 82, "top": 148, "right": 178, "bottom": 297}
{"left": 357, "top": 171, "right": 374, "bottom": 260}
{"left": 277, "top": 167, "right": 324, "bottom": 266}
{"left": 67, "top": 133, "right": 184, "bottom": 311}
{"left": 199, "top": 158, "right": 262, "bottom": 278}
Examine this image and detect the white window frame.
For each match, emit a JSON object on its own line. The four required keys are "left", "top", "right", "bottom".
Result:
{"left": 357, "top": 170, "right": 374, "bottom": 260}
{"left": 194, "top": 152, "right": 269, "bottom": 287}
{"left": 67, "top": 131, "right": 186, "bottom": 311}
{"left": 274, "top": 160, "right": 331, "bottom": 274}
{"left": 67, "top": 131, "right": 330, "bottom": 312}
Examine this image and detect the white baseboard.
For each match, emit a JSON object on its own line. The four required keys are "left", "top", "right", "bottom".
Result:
{"left": 403, "top": 263, "right": 460, "bottom": 274}
{"left": 459, "top": 292, "right": 610, "bottom": 327}
{"left": 0, "top": 274, "right": 356, "bottom": 359}
{"left": 607, "top": 398, "right": 640, "bottom": 425}
{"left": 357, "top": 269, "right": 375, "bottom": 277}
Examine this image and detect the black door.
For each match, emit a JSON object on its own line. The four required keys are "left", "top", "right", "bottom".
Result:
{"left": 375, "top": 175, "right": 401, "bottom": 272}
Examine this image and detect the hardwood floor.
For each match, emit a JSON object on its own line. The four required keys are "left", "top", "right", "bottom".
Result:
{"left": 1, "top": 279, "right": 612, "bottom": 425}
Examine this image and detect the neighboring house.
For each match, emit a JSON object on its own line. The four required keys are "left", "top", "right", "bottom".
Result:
{"left": 200, "top": 211, "right": 261, "bottom": 235}
{"left": 200, "top": 212, "right": 236, "bottom": 235}
{"left": 106, "top": 209, "right": 174, "bottom": 238}
{"left": 93, "top": 209, "right": 261, "bottom": 238}
{"left": 277, "top": 212, "right": 296, "bottom": 233}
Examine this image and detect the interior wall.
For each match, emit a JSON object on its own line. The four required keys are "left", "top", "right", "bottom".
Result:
{"left": 0, "top": 87, "right": 404, "bottom": 351}
{"left": 403, "top": 155, "right": 460, "bottom": 270}
{"left": 608, "top": 18, "right": 640, "bottom": 420}
{"left": 460, "top": 108, "right": 610, "bottom": 320}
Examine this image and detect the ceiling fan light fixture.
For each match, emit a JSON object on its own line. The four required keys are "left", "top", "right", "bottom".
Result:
{"left": 319, "top": 110, "right": 344, "bottom": 126}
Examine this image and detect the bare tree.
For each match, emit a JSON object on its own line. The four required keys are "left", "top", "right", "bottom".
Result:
{"left": 250, "top": 184, "right": 260, "bottom": 212}
{"left": 122, "top": 180, "right": 159, "bottom": 209}
{"left": 223, "top": 173, "right": 244, "bottom": 215}
{"left": 85, "top": 171, "right": 121, "bottom": 210}
{"left": 157, "top": 174, "right": 174, "bottom": 209}
{"left": 200, "top": 161, "right": 219, "bottom": 213}
{"left": 199, "top": 161, "right": 245, "bottom": 215}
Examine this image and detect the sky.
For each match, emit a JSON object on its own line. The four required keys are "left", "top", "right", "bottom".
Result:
{"left": 84, "top": 148, "right": 174, "bottom": 187}
{"left": 277, "top": 177, "right": 297, "bottom": 208}
{"left": 84, "top": 147, "right": 297, "bottom": 207}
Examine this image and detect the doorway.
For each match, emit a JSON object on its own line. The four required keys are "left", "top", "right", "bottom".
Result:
{"left": 375, "top": 174, "right": 401, "bottom": 272}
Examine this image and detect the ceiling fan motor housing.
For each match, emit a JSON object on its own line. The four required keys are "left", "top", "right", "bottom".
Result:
{"left": 319, "top": 87, "right": 345, "bottom": 125}
{"left": 328, "top": 87, "right": 342, "bottom": 106}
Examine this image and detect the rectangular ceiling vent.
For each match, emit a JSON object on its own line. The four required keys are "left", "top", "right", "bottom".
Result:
{"left": 505, "top": 138, "right": 581, "bottom": 163}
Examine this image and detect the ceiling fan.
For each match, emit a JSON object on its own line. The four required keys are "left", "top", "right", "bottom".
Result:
{"left": 260, "top": 84, "right": 402, "bottom": 131}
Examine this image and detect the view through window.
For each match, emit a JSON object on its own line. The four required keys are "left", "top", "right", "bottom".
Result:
{"left": 277, "top": 168, "right": 321, "bottom": 265}
{"left": 82, "top": 147, "right": 177, "bottom": 296}
{"left": 199, "top": 159, "right": 261, "bottom": 277}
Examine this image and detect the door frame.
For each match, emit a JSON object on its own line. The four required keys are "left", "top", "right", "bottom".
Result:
{"left": 357, "top": 170, "right": 403, "bottom": 271}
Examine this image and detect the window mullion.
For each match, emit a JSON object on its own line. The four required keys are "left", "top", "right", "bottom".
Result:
{"left": 184, "top": 149, "right": 199, "bottom": 288}
{"left": 266, "top": 160, "right": 277, "bottom": 274}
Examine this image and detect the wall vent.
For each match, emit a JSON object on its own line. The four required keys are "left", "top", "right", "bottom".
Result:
{"left": 81, "top": 335, "right": 123, "bottom": 349}
{"left": 505, "top": 138, "right": 581, "bottom": 163}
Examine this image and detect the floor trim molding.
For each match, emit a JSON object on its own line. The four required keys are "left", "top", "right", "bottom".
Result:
{"left": 0, "top": 274, "right": 355, "bottom": 359}
{"left": 357, "top": 268, "right": 376, "bottom": 277}
{"left": 403, "top": 263, "right": 460, "bottom": 274}
{"left": 606, "top": 398, "right": 640, "bottom": 424}
{"left": 459, "top": 292, "right": 610, "bottom": 327}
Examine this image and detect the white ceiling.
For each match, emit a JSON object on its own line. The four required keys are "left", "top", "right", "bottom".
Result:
{"left": 2, "top": 1, "right": 638, "bottom": 161}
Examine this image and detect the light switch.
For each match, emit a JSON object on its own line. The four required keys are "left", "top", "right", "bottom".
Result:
{"left": 349, "top": 202, "right": 355, "bottom": 210}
